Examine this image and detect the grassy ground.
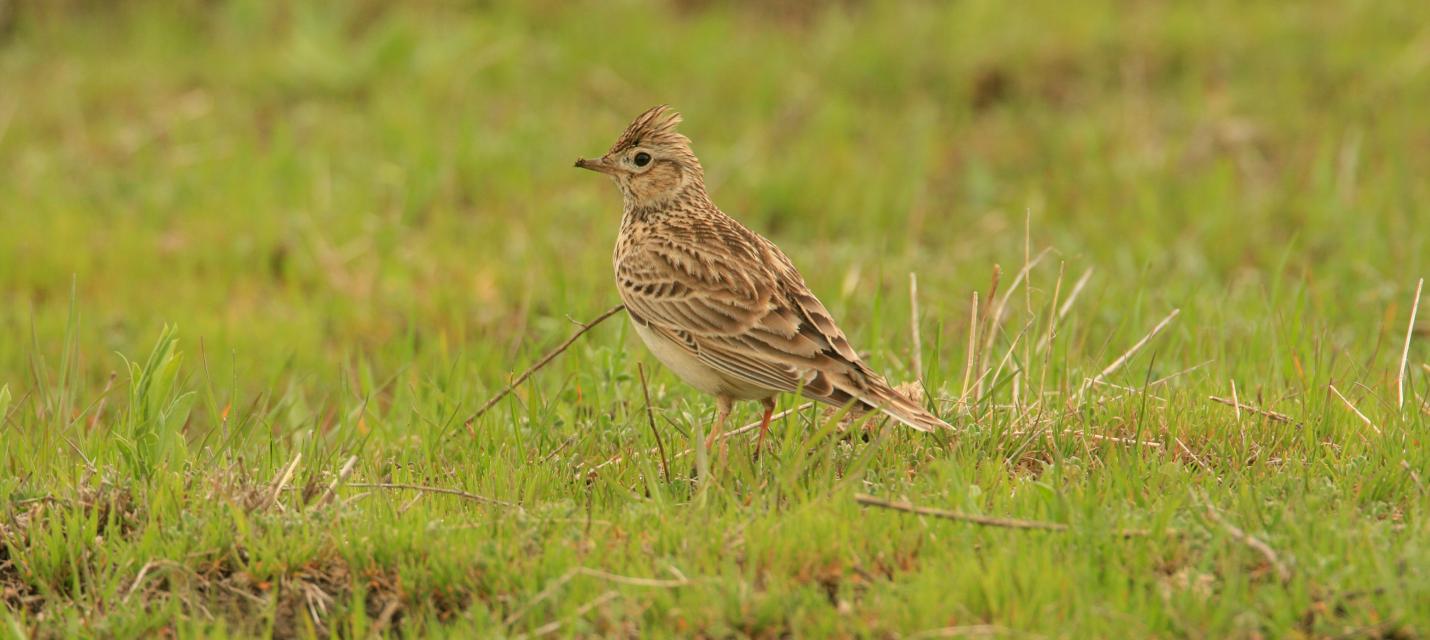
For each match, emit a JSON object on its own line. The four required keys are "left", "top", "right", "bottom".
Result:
{"left": 3, "top": 0, "right": 1429, "bottom": 637}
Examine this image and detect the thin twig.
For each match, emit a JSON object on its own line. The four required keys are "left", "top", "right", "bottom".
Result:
{"left": 538, "top": 436, "right": 577, "bottom": 464}
{"left": 1328, "top": 383, "right": 1380, "bottom": 434}
{"left": 1230, "top": 379, "right": 1242, "bottom": 422}
{"left": 1014, "top": 428, "right": 1162, "bottom": 448}
{"left": 1078, "top": 309, "right": 1181, "bottom": 400}
{"left": 575, "top": 567, "right": 692, "bottom": 588}
{"left": 1399, "top": 278, "right": 1423, "bottom": 409}
{"left": 470, "top": 304, "right": 625, "bottom": 423}
{"left": 1208, "top": 396, "right": 1295, "bottom": 424}
{"left": 854, "top": 493, "right": 1155, "bottom": 537}
{"left": 316, "top": 455, "right": 359, "bottom": 508}
{"left": 1175, "top": 438, "right": 1215, "bottom": 477}
{"left": 123, "top": 560, "right": 161, "bottom": 603}
{"left": 269, "top": 452, "right": 302, "bottom": 511}
{"left": 1401, "top": 460, "right": 1424, "bottom": 493}
{"left": 637, "top": 363, "right": 670, "bottom": 483}
{"left": 1197, "top": 494, "right": 1292, "bottom": 585}
{"left": 348, "top": 482, "right": 522, "bottom": 511}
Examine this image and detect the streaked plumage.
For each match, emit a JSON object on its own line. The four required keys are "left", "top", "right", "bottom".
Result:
{"left": 576, "top": 106, "right": 951, "bottom": 446}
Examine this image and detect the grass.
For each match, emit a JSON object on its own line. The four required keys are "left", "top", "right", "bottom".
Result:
{"left": 2, "top": 0, "right": 1429, "bottom": 637}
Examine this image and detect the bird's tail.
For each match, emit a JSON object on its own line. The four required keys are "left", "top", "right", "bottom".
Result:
{"left": 863, "top": 381, "right": 953, "bottom": 432}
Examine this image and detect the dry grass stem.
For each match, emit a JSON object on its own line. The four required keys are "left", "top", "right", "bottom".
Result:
{"left": 1176, "top": 438, "right": 1215, "bottom": 476}
{"left": 1328, "top": 383, "right": 1380, "bottom": 434}
{"left": 269, "top": 452, "right": 302, "bottom": 510}
{"left": 1399, "top": 278, "right": 1423, "bottom": 409}
{"left": 854, "top": 494, "right": 1157, "bottom": 537}
{"left": 316, "top": 455, "right": 359, "bottom": 508}
{"left": 959, "top": 291, "right": 980, "bottom": 408}
{"left": 1208, "top": 395, "right": 1295, "bottom": 424}
{"left": 1078, "top": 309, "right": 1181, "bottom": 401}
{"left": 636, "top": 363, "right": 671, "bottom": 483}
{"left": 470, "top": 304, "right": 625, "bottom": 422}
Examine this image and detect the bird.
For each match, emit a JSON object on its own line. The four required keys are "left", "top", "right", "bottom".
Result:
{"left": 575, "top": 105, "right": 952, "bottom": 454}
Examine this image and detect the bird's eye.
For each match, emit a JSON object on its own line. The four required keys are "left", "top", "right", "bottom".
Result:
{"left": 633, "top": 152, "right": 652, "bottom": 167}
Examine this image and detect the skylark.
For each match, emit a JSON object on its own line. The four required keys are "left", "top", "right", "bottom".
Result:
{"left": 576, "top": 106, "right": 952, "bottom": 451}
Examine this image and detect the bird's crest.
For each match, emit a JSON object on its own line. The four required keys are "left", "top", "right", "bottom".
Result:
{"left": 608, "top": 105, "right": 688, "bottom": 155}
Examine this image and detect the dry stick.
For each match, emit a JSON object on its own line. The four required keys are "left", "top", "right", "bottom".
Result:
{"left": 123, "top": 560, "right": 161, "bottom": 602}
{"left": 575, "top": 567, "right": 692, "bottom": 587}
{"left": 1175, "top": 438, "right": 1215, "bottom": 477}
{"left": 1077, "top": 431, "right": 1162, "bottom": 448}
{"left": 1229, "top": 380, "right": 1242, "bottom": 421}
{"left": 1401, "top": 460, "right": 1425, "bottom": 493}
{"left": 909, "top": 272, "right": 923, "bottom": 382}
{"left": 1230, "top": 379, "right": 1247, "bottom": 450}
{"left": 636, "top": 363, "right": 670, "bottom": 483}
{"left": 348, "top": 482, "right": 522, "bottom": 511}
{"left": 470, "top": 304, "right": 626, "bottom": 423}
{"left": 1328, "top": 383, "right": 1380, "bottom": 435}
{"left": 856, "top": 494, "right": 1067, "bottom": 531}
{"left": 854, "top": 493, "right": 1157, "bottom": 537}
{"left": 1207, "top": 395, "right": 1294, "bottom": 424}
{"left": 316, "top": 455, "right": 359, "bottom": 508}
{"left": 269, "top": 452, "right": 302, "bottom": 510}
{"left": 1078, "top": 308, "right": 1181, "bottom": 401}
{"left": 1399, "top": 278, "right": 1424, "bottom": 409}
{"left": 1013, "top": 426, "right": 1162, "bottom": 449}
{"left": 538, "top": 436, "right": 576, "bottom": 464}
{"left": 1198, "top": 495, "right": 1292, "bottom": 585}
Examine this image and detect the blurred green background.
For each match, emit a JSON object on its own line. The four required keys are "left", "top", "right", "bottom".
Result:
{"left": 2, "top": 1, "right": 1429, "bottom": 636}
{"left": 3, "top": 0, "right": 1425, "bottom": 394}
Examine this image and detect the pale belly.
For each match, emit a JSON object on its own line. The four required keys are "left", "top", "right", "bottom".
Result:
{"left": 631, "top": 319, "right": 775, "bottom": 401}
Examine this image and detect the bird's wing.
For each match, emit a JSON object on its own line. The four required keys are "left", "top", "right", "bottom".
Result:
{"left": 615, "top": 227, "right": 812, "bottom": 394}
{"left": 617, "top": 216, "right": 951, "bottom": 432}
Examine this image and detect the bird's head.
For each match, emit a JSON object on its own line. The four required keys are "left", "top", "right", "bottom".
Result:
{"left": 575, "top": 105, "right": 704, "bottom": 208}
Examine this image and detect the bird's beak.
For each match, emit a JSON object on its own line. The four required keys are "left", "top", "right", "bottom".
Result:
{"left": 574, "top": 157, "right": 617, "bottom": 175}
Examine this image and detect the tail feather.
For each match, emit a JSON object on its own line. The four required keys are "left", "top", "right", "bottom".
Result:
{"left": 864, "top": 382, "right": 952, "bottom": 432}
{"left": 802, "top": 369, "right": 953, "bottom": 432}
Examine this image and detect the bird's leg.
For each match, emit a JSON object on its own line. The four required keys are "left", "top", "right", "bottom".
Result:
{"left": 754, "top": 397, "right": 776, "bottom": 456}
{"left": 706, "top": 396, "right": 733, "bottom": 469}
